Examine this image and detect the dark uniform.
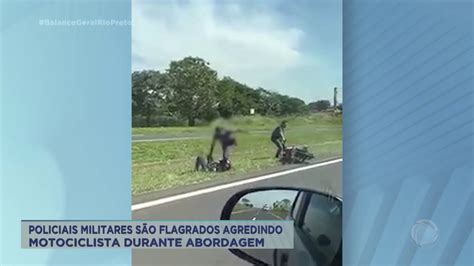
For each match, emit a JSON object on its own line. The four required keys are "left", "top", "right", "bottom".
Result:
{"left": 271, "top": 125, "right": 286, "bottom": 158}
{"left": 209, "top": 127, "right": 237, "bottom": 161}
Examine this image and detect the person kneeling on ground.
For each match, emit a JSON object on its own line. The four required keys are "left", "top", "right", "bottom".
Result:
{"left": 271, "top": 121, "right": 287, "bottom": 158}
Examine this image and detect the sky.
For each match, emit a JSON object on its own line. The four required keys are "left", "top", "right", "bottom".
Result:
{"left": 132, "top": 0, "right": 342, "bottom": 103}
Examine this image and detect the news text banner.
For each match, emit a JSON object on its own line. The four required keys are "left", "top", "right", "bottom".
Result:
{"left": 21, "top": 220, "right": 293, "bottom": 249}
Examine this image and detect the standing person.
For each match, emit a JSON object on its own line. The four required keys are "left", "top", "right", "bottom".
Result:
{"left": 208, "top": 126, "right": 237, "bottom": 164}
{"left": 271, "top": 121, "right": 287, "bottom": 158}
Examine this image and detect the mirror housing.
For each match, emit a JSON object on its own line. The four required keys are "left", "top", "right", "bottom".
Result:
{"left": 220, "top": 187, "right": 342, "bottom": 266}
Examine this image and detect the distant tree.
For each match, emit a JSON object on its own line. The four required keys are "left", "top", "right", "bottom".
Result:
{"left": 280, "top": 199, "right": 292, "bottom": 211}
{"left": 132, "top": 70, "right": 170, "bottom": 126}
{"left": 308, "top": 100, "right": 331, "bottom": 112}
{"left": 279, "top": 96, "right": 309, "bottom": 115}
{"left": 216, "top": 77, "right": 263, "bottom": 116}
{"left": 272, "top": 201, "right": 280, "bottom": 209}
{"left": 255, "top": 88, "right": 282, "bottom": 116}
{"left": 215, "top": 77, "right": 237, "bottom": 118}
{"left": 166, "top": 57, "right": 219, "bottom": 126}
{"left": 132, "top": 56, "right": 315, "bottom": 126}
{"left": 232, "top": 80, "right": 258, "bottom": 116}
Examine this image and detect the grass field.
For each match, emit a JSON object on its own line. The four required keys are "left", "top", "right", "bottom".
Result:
{"left": 132, "top": 114, "right": 342, "bottom": 195}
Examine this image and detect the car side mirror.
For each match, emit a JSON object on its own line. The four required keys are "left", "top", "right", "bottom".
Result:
{"left": 220, "top": 187, "right": 342, "bottom": 266}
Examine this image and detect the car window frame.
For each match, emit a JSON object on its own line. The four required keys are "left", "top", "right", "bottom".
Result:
{"left": 290, "top": 191, "right": 303, "bottom": 219}
{"left": 293, "top": 193, "right": 342, "bottom": 266}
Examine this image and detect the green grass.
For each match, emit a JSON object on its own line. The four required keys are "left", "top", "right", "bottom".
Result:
{"left": 132, "top": 113, "right": 341, "bottom": 135}
{"left": 132, "top": 114, "right": 342, "bottom": 195}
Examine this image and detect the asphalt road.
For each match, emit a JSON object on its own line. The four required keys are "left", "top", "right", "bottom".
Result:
{"left": 132, "top": 159, "right": 342, "bottom": 266}
{"left": 230, "top": 209, "right": 283, "bottom": 221}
